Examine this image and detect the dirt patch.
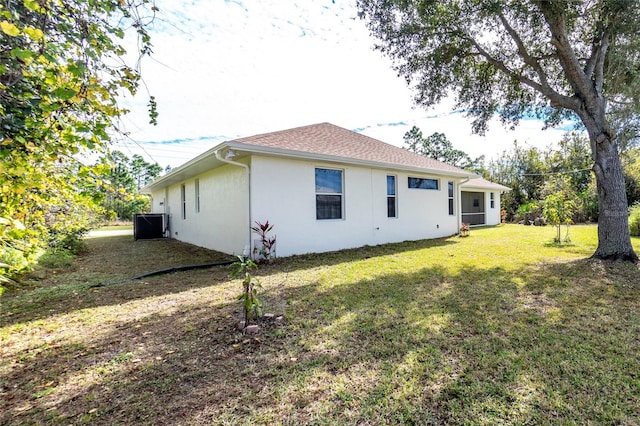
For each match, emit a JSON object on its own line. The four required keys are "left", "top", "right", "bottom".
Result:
{"left": 1, "top": 236, "right": 287, "bottom": 425}
{"left": 2, "top": 236, "right": 236, "bottom": 325}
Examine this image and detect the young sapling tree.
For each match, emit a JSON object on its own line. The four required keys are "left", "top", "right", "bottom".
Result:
{"left": 230, "top": 255, "right": 262, "bottom": 329}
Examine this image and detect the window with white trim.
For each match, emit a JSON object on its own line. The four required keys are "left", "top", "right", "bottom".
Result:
{"left": 180, "top": 184, "right": 186, "bottom": 219}
{"left": 490, "top": 192, "right": 495, "bottom": 208}
{"left": 408, "top": 177, "right": 439, "bottom": 190}
{"left": 448, "top": 181, "right": 454, "bottom": 215}
{"left": 387, "top": 175, "right": 397, "bottom": 218}
{"left": 315, "top": 168, "right": 343, "bottom": 220}
{"left": 195, "top": 179, "right": 200, "bottom": 213}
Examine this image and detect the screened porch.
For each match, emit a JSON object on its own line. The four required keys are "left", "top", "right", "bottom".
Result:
{"left": 461, "top": 191, "right": 486, "bottom": 226}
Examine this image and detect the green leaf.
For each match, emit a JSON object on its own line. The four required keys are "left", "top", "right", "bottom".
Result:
{"left": 67, "top": 62, "right": 86, "bottom": 77}
{"left": 11, "top": 48, "right": 34, "bottom": 61}
{"left": 41, "top": 52, "right": 58, "bottom": 64}
{"left": 53, "top": 87, "right": 77, "bottom": 101}
{"left": 23, "top": 0, "right": 41, "bottom": 12}
{"left": 113, "top": 28, "right": 125, "bottom": 39}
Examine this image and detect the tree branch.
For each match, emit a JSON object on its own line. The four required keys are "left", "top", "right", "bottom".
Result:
{"left": 584, "top": 39, "right": 599, "bottom": 80}
{"left": 537, "top": 5, "right": 595, "bottom": 102}
{"left": 468, "top": 38, "right": 540, "bottom": 89}
{"left": 467, "top": 36, "right": 578, "bottom": 110}
{"left": 594, "top": 28, "right": 609, "bottom": 93}
{"left": 497, "top": 11, "right": 551, "bottom": 90}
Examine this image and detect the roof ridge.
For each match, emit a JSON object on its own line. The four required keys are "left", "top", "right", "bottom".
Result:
{"left": 234, "top": 122, "right": 331, "bottom": 143}
{"left": 231, "top": 122, "right": 475, "bottom": 177}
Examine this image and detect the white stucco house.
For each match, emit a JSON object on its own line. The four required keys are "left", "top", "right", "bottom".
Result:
{"left": 141, "top": 123, "right": 510, "bottom": 258}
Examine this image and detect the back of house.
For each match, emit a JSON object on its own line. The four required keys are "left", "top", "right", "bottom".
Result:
{"left": 142, "top": 123, "right": 509, "bottom": 257}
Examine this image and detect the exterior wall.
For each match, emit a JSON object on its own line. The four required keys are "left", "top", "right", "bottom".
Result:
{"left": 250, "top": 155, "right": 461, "bottom": 257}
{"left": 485, "top": 190, "right": 502, "bottom": 225}
{"left": 149, "top": 163, "right": 249, "bottom": 255}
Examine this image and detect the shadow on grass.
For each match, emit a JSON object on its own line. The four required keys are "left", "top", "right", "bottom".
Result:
{"left": 3, "top": 257, "right": 639, "bottom": 425}
{"left": 264, "top": 237, "right": 459, "bottom": 275}
{"left": 0, "top": 235, "right": 458, "bottom": 328}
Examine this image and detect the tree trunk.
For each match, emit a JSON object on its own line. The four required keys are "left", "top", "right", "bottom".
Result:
{"left": 591, "top": 131, "right": 638, "bottom": 261}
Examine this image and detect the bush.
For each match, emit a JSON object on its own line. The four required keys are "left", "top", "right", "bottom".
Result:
{"left": 577, "top": 182, "right": 599, "bottom": 223}
{"left": 629, "top": 203, "right": 640, "bottom": 237}
{"left": 1, "top": 247, "right": 32, "bottom": 275}
{"left": 37, "top": 249, "right": 75, "bottom": 269}
{"left": 513, "top": 201, "right": 542, "bottom": 224}
{"left": 1, "top": 218, "right": 37, "bottom": 283}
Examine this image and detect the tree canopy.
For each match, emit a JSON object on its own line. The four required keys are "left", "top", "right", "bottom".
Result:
{"left": 1, "top": 0, "right": 156, "bottom": 282}
{"left": 358, "top": 0, "right": 640, "bottom": 261}
{"left": 94, "top": 150, "right": 162, "bottom": 220}
{"left": 403, "top": 126, "right": 484, "bottom": 171}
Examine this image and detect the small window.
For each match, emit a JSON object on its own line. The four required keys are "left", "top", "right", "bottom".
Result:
{"left": 448, "top": 181, "right": 454, "bottom": 215}
{"left": 180, "top": 184, "right": 186, "bottom": 219}
{"left": 195, "top": 179, "right": 200, "bottom": 213}
{"left": 490, "top": 192, "right": 495, "bottom": 208}
{"left": 387, "top": 175, "right": 397, "bottom": 218}
{"left": 315, "top": 168, "right": 343, "bottom": 220}
{"left": 408, "top": 177, "right": 439, "bottom": 190}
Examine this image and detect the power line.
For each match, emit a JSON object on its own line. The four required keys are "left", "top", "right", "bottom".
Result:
{"left": 109, "top": 132, "right": 162, "bottom": 165}
{"left": 520, "top": 167, "right": 592, "bottom": 177}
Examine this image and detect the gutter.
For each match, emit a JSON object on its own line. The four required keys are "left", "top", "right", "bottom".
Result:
{"left": 215, "top": 148, "right": 252, "bottom": 257}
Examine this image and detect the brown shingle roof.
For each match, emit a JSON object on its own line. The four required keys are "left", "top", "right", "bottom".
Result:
{"left": 231, "top": 122, "right": 473, "bottom": 176}
{"left": 141, "top": 122, "right": 493, "bottom": 193}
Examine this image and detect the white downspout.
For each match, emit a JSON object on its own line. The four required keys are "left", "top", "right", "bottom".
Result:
{"left": 215, "top": 149, "right": 252, "bottom": 257}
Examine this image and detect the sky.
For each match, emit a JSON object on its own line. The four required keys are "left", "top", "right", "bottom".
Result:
{"left": 113, "top": 0, "right": 570, "bottom": 170}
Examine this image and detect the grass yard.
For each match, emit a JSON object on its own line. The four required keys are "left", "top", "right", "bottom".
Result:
{"left": 1, "top": 224, "right": 640, "bottom": 425}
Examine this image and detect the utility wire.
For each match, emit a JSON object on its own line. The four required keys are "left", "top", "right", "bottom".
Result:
{"left": 520, "top": 167, "right": 592, "bottom": 177}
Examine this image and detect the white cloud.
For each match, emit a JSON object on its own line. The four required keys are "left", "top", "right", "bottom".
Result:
{"left": 116, "top": 0, "right": 566, "bottom": 169}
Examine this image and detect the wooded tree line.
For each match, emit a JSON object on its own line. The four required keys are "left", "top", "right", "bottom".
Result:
{"left": 486, "top": 134, "right": 640, "bottom": 224}
{"left": 97, "top": 151, "right": 162, "bottom": 221}
{"left": 406, "top": 126, "right": 640, "bottom": 226}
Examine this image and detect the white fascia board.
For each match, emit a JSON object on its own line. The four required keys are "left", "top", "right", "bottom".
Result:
{"left": 461, "top": 182, "right": 511, "bottom": 191}
{"left": 141, "top": 142, "right": 232, "bottom": 193}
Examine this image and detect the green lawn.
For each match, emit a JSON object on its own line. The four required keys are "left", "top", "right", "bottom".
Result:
{"left": 1, "top": 224, "right": 639, "bottom": 425}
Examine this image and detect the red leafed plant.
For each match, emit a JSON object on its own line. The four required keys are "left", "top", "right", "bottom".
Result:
{"left": 251, "top": 220, "right": 276, "bottom": 262}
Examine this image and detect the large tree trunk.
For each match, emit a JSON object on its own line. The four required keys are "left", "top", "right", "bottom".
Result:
{"left": 536, "top": 2, "right": 638, "bottom": 261}
{"left": 591, "top": 131, "right": 638, "bottom": 261}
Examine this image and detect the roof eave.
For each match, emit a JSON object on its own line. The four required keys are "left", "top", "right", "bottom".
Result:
{"left": 462, "top": 184, "right": 512, "bottom": 191}
{"left": 142, "top": 140, "right": 478, "bottom": 193}
{"left": 141, "top": 141, "right": 232, "bottom": 193}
